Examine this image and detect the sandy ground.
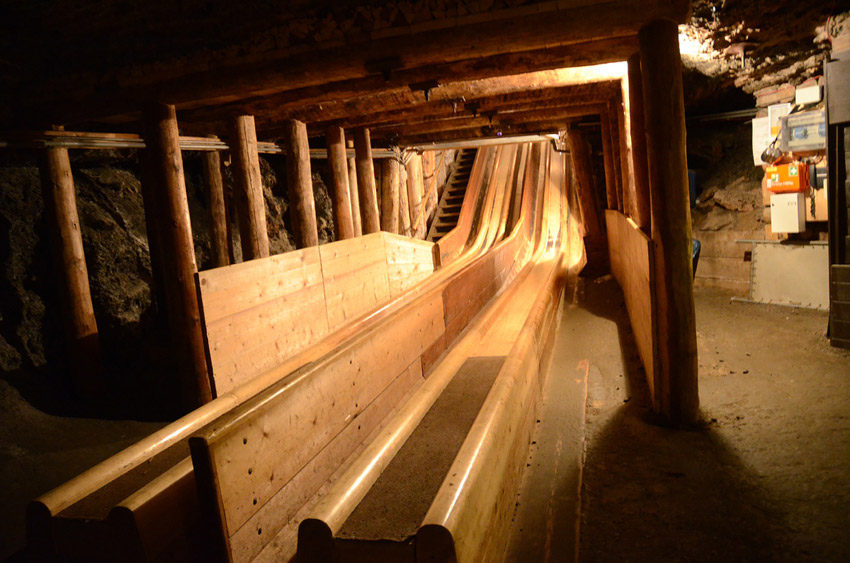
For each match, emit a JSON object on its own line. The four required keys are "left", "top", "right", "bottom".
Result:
{"left": 0, "top": 383, "right": 165, "bottom": 560}
{"left": 579, "top": 282, "right": 850, "bottom": 562}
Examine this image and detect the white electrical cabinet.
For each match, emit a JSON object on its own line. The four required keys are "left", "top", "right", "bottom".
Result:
{"left": 770, "top": 192, "right": 806, "bottom": 233}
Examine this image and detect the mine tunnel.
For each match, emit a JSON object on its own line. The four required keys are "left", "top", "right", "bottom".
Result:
{"left": 1, "top": 1, "right": 849, "bottom": 561}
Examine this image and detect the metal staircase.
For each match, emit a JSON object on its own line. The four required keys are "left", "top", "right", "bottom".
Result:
{"left": 427, "top": 149, "right": 477, "bottom": 242}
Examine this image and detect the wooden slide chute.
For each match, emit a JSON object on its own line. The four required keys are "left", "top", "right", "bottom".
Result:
{"left": 28, "top": 142, "right": 583, "bottom": 562}
{"left": 26, "top": 147, "right": 487, "bottom": 560}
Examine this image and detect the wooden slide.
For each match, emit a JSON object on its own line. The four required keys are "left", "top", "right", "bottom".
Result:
{"left": 27, "top": 141, "right": 584, "bottom": 562}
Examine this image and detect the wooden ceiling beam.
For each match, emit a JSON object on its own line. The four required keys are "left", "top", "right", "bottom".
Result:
{"left": 373, "top": 104, "right": 605, "bottom": 145}
{"left": 393, "top": 119, "right": 586, "bottom": 146}
{"left": 3, "top": 0, "right": 690, "bottom": 127}
{"left": 300, "top": 83, "right": 621, "bottom": 136}
{"left": 371, "top": 104, "right": 606, "bottom": 140}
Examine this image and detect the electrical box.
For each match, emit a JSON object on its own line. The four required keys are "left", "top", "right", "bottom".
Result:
{"left": 765, "top": 162, "right": 809, "bottom": 193}
{"left": 780, "top": 110, "right": 826, "bottom": 152}
{"left": 770, "top": 192, "right": 806, "bottom": 233}
{"left": 795, "top": 84, "right": 822, "bottom": 105}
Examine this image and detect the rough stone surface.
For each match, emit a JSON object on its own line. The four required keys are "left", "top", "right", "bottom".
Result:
{"left": 0, "top": 150, "right": 331, "bottom": 418}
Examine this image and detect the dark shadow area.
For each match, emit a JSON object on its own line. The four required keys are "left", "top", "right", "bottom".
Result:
{"left": 578, "top": 276, "right": 794, "bottom": 562}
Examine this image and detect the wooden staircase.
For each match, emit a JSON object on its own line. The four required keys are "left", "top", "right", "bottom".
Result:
{"left": 427, "top": 149, "right": 477, "bottom": 242}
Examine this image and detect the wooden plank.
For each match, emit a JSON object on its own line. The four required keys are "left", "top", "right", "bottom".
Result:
{"left": 229, "top": 360, "right": 425, "bottom": 563}
{"left": 198, "top": 248, "right": 321, "bottom": 324}
{"left": 198, "top": 247, "right": 327, "bottom": 395}
{"left": 606, "top": 210, "right": 657, "bottom": 402}
{"left": 191, "top": 292, "right": 444, "bottom": 540}
{"left": 320, "top": 235, "right": 391, "bottom": 330}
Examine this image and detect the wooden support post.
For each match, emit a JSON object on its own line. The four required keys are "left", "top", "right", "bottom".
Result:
{"left": 223, "top": 158, "right": 237, "bottom": 264}
{"left": 398, "top": 160, "right": 412, "bottom": 236}
{"left": 380, "top": 158, "right": 400, "bottom": 234}
{"left": 346, "top": 139, "right": 362, "bottom": 236}
{"left": 354, "top": 128, "right": 381, "bottom": 234}
{"left": 639, "top": 19, "right": 699, "bottom": 425}
{"left": 615, "top": 89, "right": 635, "bottom": 217}
{"left": 422, "top": 151, "right": 438, "bottom": 222}
{"left": 406, "top": 153, "right": 426, "bottom": 239}
{"left": 600, "top": 111, "right": 619, "bottom": 210}
{"left": 326, "top": 126, "right": 355, "bottom": 240}
{"left": 566, "top": 127, "right": 602, "bottom": 238}
{"left": 201, "top": 140, "right": 231, "bottom": 268}
{"left": 607, "top": 102, "right": 624, "bottom": 212}
{"left": 628, "top": 53, "right": 652, "bottom": 232}
{"left": 38, "top": 145, "right": 103, "bottom": 400}
{"left": 230, "top": 115, "right": 270, "bottom": 260}
{"left": 142, "top": 103, "right": 211, "bottom": 410}
{"left": 284, "top": 119, "right": 319, "bottom": 248}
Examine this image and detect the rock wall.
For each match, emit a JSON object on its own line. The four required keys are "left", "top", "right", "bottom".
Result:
{"left": 689, "top": 121, "right": 765, "bottom": 295}
{"left": 0, "top": 149, "right": 333, "bottom": 419}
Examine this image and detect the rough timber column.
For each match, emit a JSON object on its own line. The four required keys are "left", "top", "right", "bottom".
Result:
{"left": 605, "top": 103, "right": 624, "bottom": 212}
{"left": 600, "top": 111, "right": 619, "bottom": 210}
{"left": 354, "top": 128, "right": 381, "bottom": 234}
{"left": 326, "top": 126, "right": 354, "bottom": 240}
{"left": 639, "top": 19, "right": 699, "bottom": 425}
{"left": 284, "top": 119, "right": 319, "bottom": 248}
{"left": 142, "top": 103, "right": 211, "bottom": 409}
{"left": 566, "top": 127, "right": 602, "bottom": 238}
{"left": 398, "top": 161, "right": 412, "bottom": 236}
{"left": 230, "top": 115, "right": 270, "bottom": 259}
{"left": 406, "top": 152, "right": 426, "bottom": 238}
{"left": 201, "top": 140, "right": 231, "bottom": 268}
{"left": 616, "top": 88, "right": 635, "bottom": 217}
{"left": 628, "top": 53, "right": 652, "bottom": 231}
{"left": 38, "top": 145, "right": 102, "bottom": 400}
{"left": 381, "top": 158, "right": 401, "bottom": 234}
{"left": 346, "top": 139, "right": 362, "bottom": 236}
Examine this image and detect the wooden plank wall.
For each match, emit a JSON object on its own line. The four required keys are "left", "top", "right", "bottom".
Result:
{"left": 383, "top": 233, "right": 437, "bottom": 298}
{"left": 605, "top": 210, "right": 657, "bottom": 402}
{"left": 198, "top": 248, "right": 328, "bottom": 396}
{"left": 191, "top": 290, "right": 447, "bottom": 563}
{"left": 198, "top": 233, "right": 436, "bottom": 396}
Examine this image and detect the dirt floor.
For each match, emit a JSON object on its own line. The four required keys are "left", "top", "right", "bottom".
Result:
{"left": 578, "top": 281, "right": 850, "bottom": 562}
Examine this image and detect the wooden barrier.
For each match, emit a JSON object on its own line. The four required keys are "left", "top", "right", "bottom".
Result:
{"left": 199, "top": 232, "right": 437, "bottom": 396}
{"left": 28, "top": 231, "right": 439, "bottom": 563}
{"left": 605, "top": 209, "right": 658, "bottom": 403}
{"left": 190, "top": 143, "right": 542, "bottom": 562}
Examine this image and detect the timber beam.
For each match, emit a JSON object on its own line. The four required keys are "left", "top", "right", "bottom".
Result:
{"left": 3, "top": 0, "right": 691, "bottom": 127}
{"left": 300, "top": 83, "right": 621, "bottom": 137}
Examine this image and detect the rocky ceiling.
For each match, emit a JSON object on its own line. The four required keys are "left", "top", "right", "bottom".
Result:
{"left": 681, "top": 0, "right": 849, "bottom": 113}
